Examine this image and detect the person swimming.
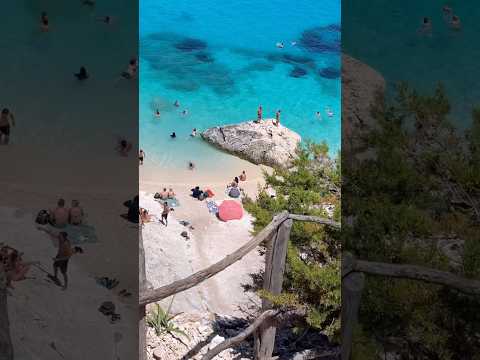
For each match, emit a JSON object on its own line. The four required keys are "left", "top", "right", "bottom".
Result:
{"left": 74, "top": 66, "right": 89, "bottom": 80}
{"left": 121, "top": 58, "right": 137, "bottom": 79}
{"left": 41, "top": 12, "right": 49, "bottom": 32}
{"left": 182, "top": 109, "right": 188, "bottom": 116}
{"left": 418, "top": 17, "right": 432, "bottom": 34}
{"left": 291, "top": 41, "right": 297, "bottom": 46}
{"left": 188, "top": 161, "right": 195, "bottom": 170}
{"left": 316, "top": 111, "right": 322, "bottom": 119}
{"left": 276, "top": 42, "right": 284, "bottom": 48}
{"left": 191, "top": 128, "right": 197, "bottom": 137}
{"left": 155, "top": 109, "right": 160, "bottom": 117}
{"left": 170, "top": 132, "right": 176, "bottom": 139}
{"left": 450, "top": 15, "right": 461, "bottom": 30}
{"left": 174, "top": 100, "right": 180, "bottom": 107}
{"left": 326, "top": 107, "right": 334, "bottom": 117}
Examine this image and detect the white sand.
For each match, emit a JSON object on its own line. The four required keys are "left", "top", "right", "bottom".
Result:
{"left": 1, "top": 206, "right": 137, "bottom": 360}
{"left": 141, "top": 184, "right": 264, "bottom": 316}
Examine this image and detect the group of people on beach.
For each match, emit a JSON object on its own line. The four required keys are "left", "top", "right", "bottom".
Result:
{"left": 419, "top": 5, "right": 461, "bottom": 35}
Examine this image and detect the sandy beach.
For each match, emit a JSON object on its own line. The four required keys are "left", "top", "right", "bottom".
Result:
{"left": 140, "top": 155, "right": 270, "bottom": 317}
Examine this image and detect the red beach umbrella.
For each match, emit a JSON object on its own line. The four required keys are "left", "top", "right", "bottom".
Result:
{"left": 218, "top": 200, "right": 243, "bottom": 221}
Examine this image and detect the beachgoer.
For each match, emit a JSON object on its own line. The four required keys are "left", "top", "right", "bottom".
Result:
{"left": 316, "top": 111, "right": 321, "bottom": 119}
{"left": 74, "top": 66, "right": 89, "bottom": 80}
{"left": 442, "top": 5, "right": 453, "bottom": 20}
{"left": 49, "top": 199, "right": 69, "bottom": 228}
{"left": 450, "top": 15, "right": 461, "bottom": 30}
{"left": 0, "top": 108, "right": 15, "bottom": 145}
{"left": 170, "top": 132, "right": 176, "bottom": 139}
{"left": 117, "top": 139, "right": 132, "bottom": 156}
{"left": 4, "top": 250, "right": 36, "bottom": 288}
{"left": 139, "top": 149, "right": 145, "bottom": 164}
{"left": 140, "top": 208, "right": 156, "bottom": 225}
{"left": 275, "top": 110, "right": 281, "bottom": 126}
{"left": 69, "top": 200, "right": 84, "bottom": 225}
{"left": 167, "top": 188, "right": 175, "bottom": 199}
{"left": 155, "top": 109, "right": 160, "bottom": 117}
{"left": 234, "top": 176, "right": 239, "bottom": 185}
{"left": 96, "top": 15, "right": 112, "bottom": 24}
{"left": 121, "top": 58, "right": 137, "bottom": 79}
{"left": 38, "top": 228, "right": 83, "bottom": 290}
{"left": 182, "top": 109, "right": 188, "bottom": 116}
{"left": 159, "top": 188, "right": 168, "bottom": 200}
{"left": 256, "top": 105, "right": 263, "bottom": 123}
{"left": 276, "top": 42, "right": 284, "bottom": 48}
{"left": 161, "top": 202, "right": 174, "bottom": 226}
{"left": 191, "top": 186, "right": 203, "bottom": 199}
{"left": 239, "top": 170, "right": 246, "bottom": 181}
{"left": 191, "top": 128, "right": 197, "bottom": 137}
{"left": 188, "top": 161, "right": 195, "bottom": 170}
{"left": 41, "top": 12, "right": 49, "bottom": 32}
{"left": 174, "top": 100, "right": 180, "bottom": 107}
{"left": 419, "top": 17, "right": 432, "bottom": 34}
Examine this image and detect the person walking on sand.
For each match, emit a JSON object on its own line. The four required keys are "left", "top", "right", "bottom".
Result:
{"left": 275, "top": 109, "right": 281, "bottom": 126}
{"left": 139, "top": 149, "right": 145, "bottom": 165}
{"left": 0, "top": 108, "right": 15, "bottom": 145}
{"left": 161, "top": 202, "right": 174, "bottom": 226}
{"left": 37, "top": 228, "right": 83, "bottom": 290}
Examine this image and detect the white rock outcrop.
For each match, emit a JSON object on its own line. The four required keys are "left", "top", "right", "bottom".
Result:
{"left": 201, "top": 120, "right": 301, "bottom": 168}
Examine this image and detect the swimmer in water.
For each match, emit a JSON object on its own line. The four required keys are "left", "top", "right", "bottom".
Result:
{"left": 326, "top": 107, "right": 334, "bottom": 118}
{"left": 450, "top": 15, "right": 461, "bottom": 30}
{"left": 442, "top": 5, "right": 453, "bottom": 19}
{"left": 191, "top": 128, "right": 197, "bottom": 137}
{"left": 155, "top": 109, "right": 160, "bottom": 117}
{"left": 174, "top": 100, "right": 180, "bottom": 107}
{"left": 188, "top": 161, "right": 195, "bottom": 170}
{"left": 418, "top": 17, "right": 432, "bottom": 35}
{"left": 315, "top": 111, "right": 321, "bottom": 119}
{"left": 276, "top": 42, "right": 284, "bottom": 49}
{"left": 41, "top": 12, "right": 49, "bottom": 32}
{"left": 121, "top": 58, "right": 137, "bottom": 79}
{"left": 182, "top": 109, "right": 188, "bottom": 116}
{"left": 170, "top": 132, "right": 176, "bottom": 139}
{"left": 96, "top": 15, "right": 112, "bottom": 24}
{"left": 291, "top": 41, "right": 297, "bottom": 46}
{"left": 74, "top": 66, "right": 89, "bottom": 80}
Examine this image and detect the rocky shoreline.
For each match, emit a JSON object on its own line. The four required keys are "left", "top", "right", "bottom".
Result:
{"left": 201, "top": 120, "right": 301, "bottom": 168}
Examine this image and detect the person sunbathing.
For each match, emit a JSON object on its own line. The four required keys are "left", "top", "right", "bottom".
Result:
{"left": 69, "top": 200, "right": 84, "bottom": 225}
{"left": 4, "top": 250, "right": 37, "bottom": 288}
{"left": 50, "top": 198, "right": 69, "bottom": 228}
{"left": 140, "top": 208, "right": 157, "bottom": 225}
{"left": 167, "top": 188, "right": 176, "bottom": 199}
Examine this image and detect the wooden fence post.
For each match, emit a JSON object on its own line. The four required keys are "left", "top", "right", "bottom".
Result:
{"left": 341, "top": 253, "right": 365, "bottom": 360}
{"left": 0, "top": 270, "right": 14, "bottom": 360}
{"left": 255, "top": 218, "right": 292, "bottom": 359}
{"left": 139, "top": 227, "right": 147, "bottom": 360}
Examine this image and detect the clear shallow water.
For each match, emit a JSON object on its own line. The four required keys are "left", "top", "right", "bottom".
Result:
{"left": 140, "top": 0, "right": 341, "bottom": 172}
{"left": 343, "top": 0, "right": 480, "bottom": 128}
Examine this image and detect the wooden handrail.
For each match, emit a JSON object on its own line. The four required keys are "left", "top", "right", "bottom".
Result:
{"left": 287, "top": 214, "right": 340, "bottom": 229}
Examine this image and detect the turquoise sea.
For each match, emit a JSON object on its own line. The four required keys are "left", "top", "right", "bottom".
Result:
{"left": 343, "top": 0, "right": 480, "bottom": 128}
{"left": 140, "top": 0, "right": 341, "bottom": 172}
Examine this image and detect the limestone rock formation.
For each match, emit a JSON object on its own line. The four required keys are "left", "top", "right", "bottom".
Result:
{"left": 201, "top": 120, "right": 301, "bottom": 168}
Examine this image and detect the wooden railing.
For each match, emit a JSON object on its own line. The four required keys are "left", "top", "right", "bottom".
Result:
{"left": 139, "top": 211, "right": 340, "bottom": 360}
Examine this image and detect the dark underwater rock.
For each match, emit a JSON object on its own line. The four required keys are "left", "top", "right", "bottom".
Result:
{"left": 299, "top": 24, "right": 341, "bottom": 53}
{"left": 319, "top": 66, "right": 341, "bottom": 79}
{"left": 174, "top": 37, "right": 207, "bottom": 52}
{"left": 290, "top": 66, "right": 308, "bottom": 78}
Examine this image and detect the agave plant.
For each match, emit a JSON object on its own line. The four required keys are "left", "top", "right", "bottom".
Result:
{"left": 146, "top": 297, "right": 189, "bottom": 339}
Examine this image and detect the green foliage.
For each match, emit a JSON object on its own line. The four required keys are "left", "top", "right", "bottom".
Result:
{"left": 146, "top": 299, "right": 189, "bottom": 339}
{"left": 346, "top": 84, "right": 480, "bottom": 358}
{"left": 245, "top": 142, "right": 341, "bottom": 341}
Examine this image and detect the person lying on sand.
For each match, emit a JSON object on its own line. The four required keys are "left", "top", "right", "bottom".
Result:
{"left": 140, "top": 208, "right": 157, "bottom": 226}
{"left": 49, "top": 198, "right": 69, "bottom": 228}
{"left": 37, "top": 228, "right": 83, "bottom": 290}
{"left": 69, "top": 200, "right": 84, "bottom": 225}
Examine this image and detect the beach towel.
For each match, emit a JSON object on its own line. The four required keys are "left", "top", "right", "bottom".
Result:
{"left": 45, "top": 223, "right": 99, "bottom": 244}
{"left": 154, "top": 197, "right": 180, "bottom": 208}
{"left": 205, "top": 189, "right": 215, "bottom": 198}
{"left": 207, "top": 200, "right": 219, "bottom": 214}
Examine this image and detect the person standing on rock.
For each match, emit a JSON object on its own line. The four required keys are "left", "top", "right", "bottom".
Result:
{"left": 275, "top": 110, "right": 281, "bottom": 126}
{"left": 256, "top": 105, "right": 263, "bottom": 123}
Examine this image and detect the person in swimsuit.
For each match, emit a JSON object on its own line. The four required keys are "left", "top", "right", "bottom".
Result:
{"left": 37, "top": 228, "right": 83, "bottom": 290}
{"left": 239, "top": 170, "right": 247, "bottom": 181}
{"left": 74, "top": 66, "right": 89, "bottom": 80}
{"left": 155, "top": 109, "right": 160, "bottom": 117}
{"left": 275, "top": 110, "right": 281, "bottom": 126}
{"left": 69, "top": 200, "right": 84, "bottom": 225}
{"left": 139, "top": 149, "right": 145, "bottom": 165}
{"left": 174, "top": 100, "right": 180, "bottom": 107}
{"left": 0, "top": 108, "right": 15, "bottom": 145}
{"left": 121, "top": 58, "right": 137, "bottom": 79}
{"left": 450, "top": 15, "right": 461, "bottom": 30}
{"left": 167, "top": 188, "right": 176, "bottom": 199}
{"left": 159, "top": 188, "right": 168, "bottom": 200}
{"left": 170, "top": 132, "right": 176, "bottom": 139}
{"left": 161, "top": 202, "right": 174, "bottom": 226}
{"left": 256, "top": 105, "right": 263, "bottom": 123}
{"left": 191, "top": 128, "right": 197, "bottom": 137}
{"left": 50, "top": 198, "right": 69, "bottom": 228}
{"left": 41, "top": 12, "right": 49, "bottom": 32}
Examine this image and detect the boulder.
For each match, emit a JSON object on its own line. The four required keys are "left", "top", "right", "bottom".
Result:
{"left": 201, "top": 120, "right": 301, "bottom": 168}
